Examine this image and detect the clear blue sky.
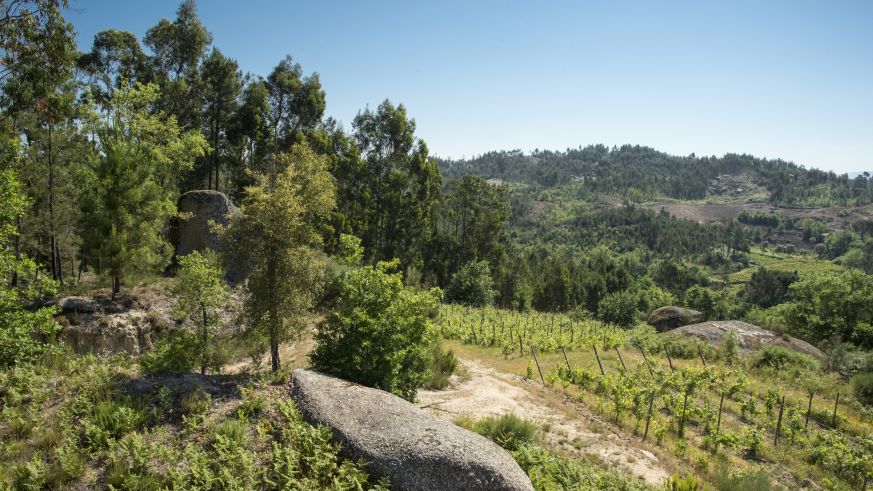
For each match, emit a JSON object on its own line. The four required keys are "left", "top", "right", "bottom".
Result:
{"left": 68, "top": 0, "right": 872, "bottom": 173}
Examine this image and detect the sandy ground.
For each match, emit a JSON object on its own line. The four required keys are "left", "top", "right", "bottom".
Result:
{"left": 417, "top": 359, "right": 671, "bottom": 486}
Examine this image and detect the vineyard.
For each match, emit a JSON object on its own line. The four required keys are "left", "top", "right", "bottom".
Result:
{"left": 438, "top": 305, "right": 873, "bottom": 490}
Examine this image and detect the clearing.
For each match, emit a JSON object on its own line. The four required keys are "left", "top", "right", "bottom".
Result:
{"left": 417, "top": 357, "right": 674, "bottom": 487}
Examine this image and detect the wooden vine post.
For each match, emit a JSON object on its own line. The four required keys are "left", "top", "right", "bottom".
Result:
{"left": 561, "top": 347, "right": 572, "bottom": 372}
{"left": 530, "top": 345, "right": 545, "bottom": 384}
{"left": 716, "top": 391, "right": 725, "bottom": 436}
{"left": 774, "top": 395, "right": 785, "bottom": 446}
{"left": 697, "top": 344, "right": 707, "bottom": 368}
{"left": 615, "top": 348, "right": 627, "bottom": 372}
{"left": 592, "top": 345, "right": 605, "bottom": 376}
{"left": 832, "top": 393, "right": 840, "bottom": 429}
{"left": 642, "top": 389, "right": 655, "bottom": 442}
{"left": 805, "top": 391, "right": 814, "bottom": 430}
{"left": 664, "top": 345, "right": 675, "bottom": 373}
{"left": 639, "top": 346, "right": 654, "bottom": 377}
{"left": 678, "top": 389, "right": 690, "bottom": 437}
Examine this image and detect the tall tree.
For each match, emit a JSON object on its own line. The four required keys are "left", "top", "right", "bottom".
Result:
{"left": 226, "top": 78, "right": 270, "bottom": 197}
{"left": 77, "top": 29, "right": 150, "bottom": 104}
{"left": 265, "top": 55, "right": 325, "bottom": 151}
{"left": 79, "top": 83, "right": 207, "bottom": 296}
{"left": 0, "top": 0, "right": 76, "bottom": 113}
{"left": 144, "top": 0, "right": 211, "bottom": 131}
{"left": 200, "top": 48, "right": 241, "bottom": 191}
{"left": 429, "top": 175, "right": 509, "bottom": 284}
{"left": 352, "top": 100, "right": 442, "bottom": 273}
{"left": 223, "top": 144, "right": 335, "bottom": 371}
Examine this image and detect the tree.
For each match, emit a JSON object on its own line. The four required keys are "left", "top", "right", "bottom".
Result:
{"left": 0, "top": 0, "right": 76, "bottom": 113}
{"left": 77, "top": 29, "right": 149, "bottom": 104}
{"left": 429, "top": 175, "right": 509, "bottom": 284}
{"left": 199, "top": 48, "right": 241, "bottom": 191}
{"left": 444, "top": 259, "right": 495, "bottom": 307}
{"left": 0, "top": 167, "right": 60, "bottom": 366}
{"left": 265, "top": 55, "right": 325, "bottom": 151}
{"left": 310, "top": 259, "right": 442, "bottom": 401}
{"left": 352, "top": 100, "right": 441, "bottom": 272}
{"left": 744, "top": 267, "right": 797, "bottom": 308}
{"left": 782, "top": 270, "right": 873, "bottom": 344}
{"left": 80, "top": 82, "right": 207, "bottom": 296}
{"left": 144, "top": 0, "right": 212, "bottom": 131}
{"left": 598, "top": 290, "right": 638, "bottom": 328}
{"left": 172, "top": 251, "right": 228, "bottom": 374}
{"left": 223, "top": 144, "right": 335, "bottom": 372}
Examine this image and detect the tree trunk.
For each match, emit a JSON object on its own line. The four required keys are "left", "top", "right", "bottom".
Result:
{"left": 112, "top": 274, "right": 121, "bottom": 298}
{"left": 201, "top": 305, "right": 208, "bottom": 375}
{"left": 48, "top": 122, "right": 61, "bottom": 284}
{"left": 270, "top": 324, "right": 280, "bottom": 372}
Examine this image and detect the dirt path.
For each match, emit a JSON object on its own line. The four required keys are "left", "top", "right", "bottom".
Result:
{"left": 417, "top": 359, "right": 672, "bottom": 487}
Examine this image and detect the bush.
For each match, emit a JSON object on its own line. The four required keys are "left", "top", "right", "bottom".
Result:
{"left": 752, "top": 345, "right": 819, "bottom": 371}
{"left": 468, "top": 414, "right": 537, "bottom": 451}
{"left": 139, "top": 329, "right": 199, "bottom": 374}
{"left": 424, "top": 344, "right": 458, "bottom": 390}
{"left": 598, "top": 290, "right": 638, "bottom": 328}
{"left": 850, "top": 372, "right": 873, "bottom": 406}
{"left": 444, "top": 260, "right": 496, "bottom": 307}
{"left": 310, "top": 260, "right": 442, "bottom": 401}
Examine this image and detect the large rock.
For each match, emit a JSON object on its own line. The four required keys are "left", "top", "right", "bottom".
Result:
{"left": 647, "top": 306, "right": 703, "bottom": 332}
{"left": 669, "top": 320, "right": 824, "bottom": 359}
{"left": 171, "top": 190, "right": 238, "bottom": 257}
{"left": 59, "top": 311, "right": 159, "bottom": 356}
{"left": 290, "top": 369, "right": 534, "bottom": 491}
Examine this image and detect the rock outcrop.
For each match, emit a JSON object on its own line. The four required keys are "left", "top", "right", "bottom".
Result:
{"left": 647, "top": 306, "right": 703, "bottom": 332}
{"left": 170, "top": 190, "right": 238, "bottom": 258}
{"left": 290, "top": 369, "right": 534, "bottom": 491}
{"left": 669, "top": 320, "right": 824, "bottom": 359}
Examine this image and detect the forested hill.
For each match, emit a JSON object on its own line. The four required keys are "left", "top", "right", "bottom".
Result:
{"left": 438, "top": 145, "right": 873, "bottom": 207}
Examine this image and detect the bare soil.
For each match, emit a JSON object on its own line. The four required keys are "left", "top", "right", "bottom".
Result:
{"left": 417, "top": 359, "right": 673, "bottom": 487}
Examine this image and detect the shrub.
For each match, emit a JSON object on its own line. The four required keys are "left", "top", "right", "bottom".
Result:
{"left": 469, "top": 414, "right": 537, "bottom": 451}
{"left": 424, "top": 344, "right": 458, "bottom": 390}
{"left": 139, "top": 329, "right": 199, "bottom": 374}
{"left": 310, "top": 260, "right": 442, "bottom": 401}
{"left": 180, "top": 387, "right": 211, "bottom": 416}
{"left": 444, "top": 260, "right": 496, "bottom": 307}
{"left": 598, "top": 290, "right": 639, "bottom": 328}
{"left": 752, "top": 345, "right": 819, "bottom": 371}
{"left": 850, "top": 372, "right": 873, "bottom": 406}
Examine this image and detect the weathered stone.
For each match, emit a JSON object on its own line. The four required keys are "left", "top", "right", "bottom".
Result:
{"left": 669, "top": 320, "right": 824, "bottom": 359}
{"left": 57, "top": 296, "right": 99, "bottom": 314}
{"left": 170, "top": 190, "right": 238, "bottom": 257}
{"left": 290, "top": 369, "right": 534, "bottom": 491}
{"left": 647, "top": 306, "right": 704, "bottom": 332}
{"left": 59, "top": 311, "right": 159, "bottom": 356}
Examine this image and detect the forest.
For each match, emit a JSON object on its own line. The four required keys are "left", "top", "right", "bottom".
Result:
{"left": 2, "top": 1, "right": 873, "bottom": 490}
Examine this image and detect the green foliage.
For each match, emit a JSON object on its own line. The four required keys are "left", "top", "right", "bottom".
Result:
{"left": 225, "top": 144, "right": 335, "bottom": 372}
{"left": 663, "top": 473, "right": 701, "bottom": 491}
{"left": 465, "top": 414, "right": 538, "bottom": 451}
{"left": 310, "top": 260, "right": 442, "bottom": 401}
{"left": 444, "top": 259, "right": 496, "bottom": 307}
{"left": 751, "top": 345, "right": 819, "bottom": 371}
{"left": 510, "top": 442, "right": 649, "bottom": 491}
{"left": 172, "top": 250, "right": 229, "bottom": 374}
{"left": 850, "top": 372, "right": 873, "bottom": 406}
{"left": 598, "top": 290, "right": 639, "bottom": 328}
{"left": 0, "top": 170, "right": 61, "bottom": 367}
{"left": 138, "top": 329, "right": 199, "bottom": 374}
{"left": 424, "top": 343, "right": 458, "bottom": 390}
{"left": 710, "top": 463, "right": 774, "bottom": 491}
{"left": 781, "top": 269, "right": 873, "bottom": 344}
{"left": 744, "top": 268, "right": 798, "bottom": 308}
{"left": 79, "top": 82, "right": 208, "bottom": 295}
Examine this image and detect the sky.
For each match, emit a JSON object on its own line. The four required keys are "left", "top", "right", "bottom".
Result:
{"left": 67, "top": 0, "right": 872, "bottom": 173}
